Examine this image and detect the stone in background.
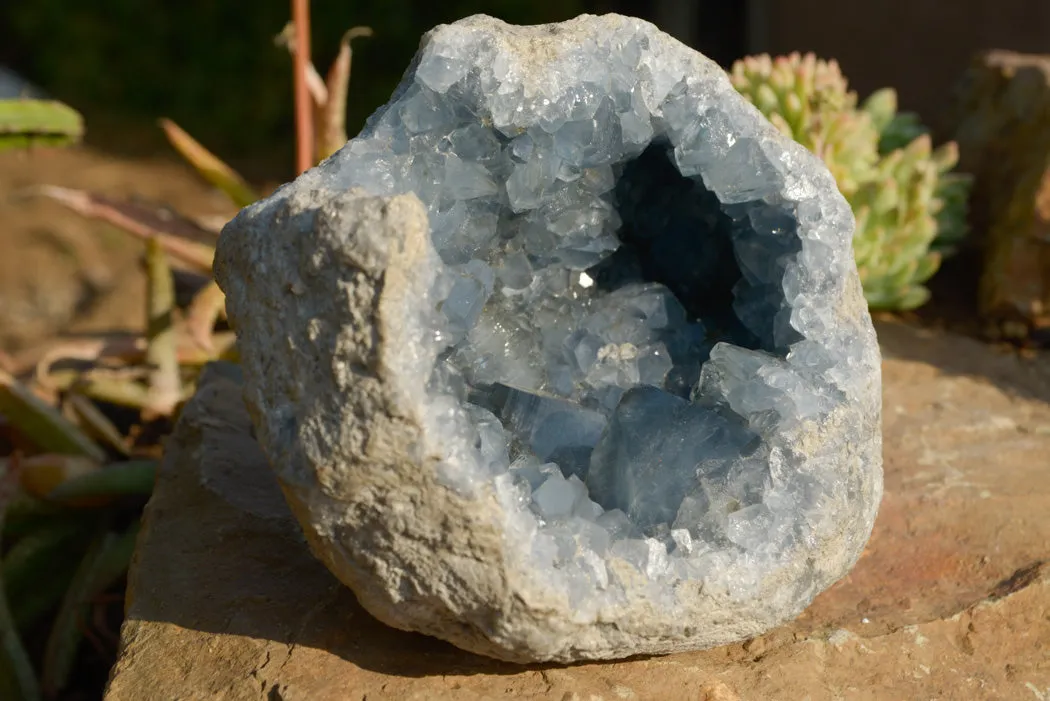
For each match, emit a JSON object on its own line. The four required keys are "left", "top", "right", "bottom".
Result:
{"left": 947, "top": 50, "right": 1050, "bottom": 341}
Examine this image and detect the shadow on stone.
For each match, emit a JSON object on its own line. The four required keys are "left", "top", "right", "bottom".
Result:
{"left": 874, "top": 318, "right": 1050, "bottom": 406}
{"left": 121, "top": 363, "right": 606, "bottom": 679}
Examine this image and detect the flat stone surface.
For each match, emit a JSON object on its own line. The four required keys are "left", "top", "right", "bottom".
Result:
{"left": 104, "top": 320, "right": 1050, "bottom": 701}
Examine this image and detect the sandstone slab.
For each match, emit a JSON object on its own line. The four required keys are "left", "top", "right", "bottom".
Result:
{"left": 103, "top": 321, "right": 1050, "bottom": 700}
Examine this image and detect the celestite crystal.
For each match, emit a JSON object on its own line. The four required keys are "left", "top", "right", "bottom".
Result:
{"left": 213, "top": 14, "right": 883, "bottom": 662}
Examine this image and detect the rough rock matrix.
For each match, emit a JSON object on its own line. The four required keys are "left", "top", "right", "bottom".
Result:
{"left": 213, "top": 13, "right": 883, "bottom": 662}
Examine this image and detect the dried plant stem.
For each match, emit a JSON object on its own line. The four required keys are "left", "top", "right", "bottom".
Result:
{"left": 275, "top": 22, "right": 327, "bottom": 105}
{"left": 317, "top": 26, "right": 373, "bottom": 161}
{"left": 145, "top": 240, "right": 182, "bottom": 417}
{"left": 158, "top": 119, "right": 258, "bottom": 208}
{"left": 292, "top": 0, "right": 314, "bottom": 175}
{"left": 0, "top": 529, "right": 41, "bottom": 701}
{"left": 184, "top": 281, "right": 227, "bottom": 352}
{"left": 28, "top": 186, "right": 216, "bottom": 273}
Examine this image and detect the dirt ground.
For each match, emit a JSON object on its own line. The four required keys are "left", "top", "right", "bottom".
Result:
{"left": 0, "top": 146, "right": 243, "bottom": 361}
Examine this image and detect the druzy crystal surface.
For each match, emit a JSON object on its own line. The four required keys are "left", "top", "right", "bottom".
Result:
{"left": 213, "top": 14, "right": 883, "bottom": 663}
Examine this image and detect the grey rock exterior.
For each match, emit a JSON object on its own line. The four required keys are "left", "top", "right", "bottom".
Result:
{"left": 213, "top": 14, "right": 883, "bottom": 662}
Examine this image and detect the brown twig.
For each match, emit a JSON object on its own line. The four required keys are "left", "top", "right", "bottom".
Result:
{"left": 34, "top": 337, "right": 146, "bottom": 392}
{"left": 27, "top": 185, "right": 216, "bottom": 272}
{"left": 292, "top": 0, "right": 314, "bottom": 175}
{"left": 317, "top": 26, "right": 373, "bottom": 162}
{"left": 184, "top": 281, "right": 227, "bottom": 353}
{"left": 275, "top": 22, "right": 328, "bottom": 105}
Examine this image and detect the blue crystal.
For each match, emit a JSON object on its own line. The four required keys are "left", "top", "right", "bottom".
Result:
{"left": 257, "top": 11, "right": 874, "bottom": 570}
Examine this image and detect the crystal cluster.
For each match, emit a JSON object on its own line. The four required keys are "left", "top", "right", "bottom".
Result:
{"left": 213, "top": 13, "right": 883, "bottom": 663}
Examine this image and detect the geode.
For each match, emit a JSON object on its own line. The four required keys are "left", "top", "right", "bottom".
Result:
{"left": 213, "top": 13, "right": 883, "bottom": 662}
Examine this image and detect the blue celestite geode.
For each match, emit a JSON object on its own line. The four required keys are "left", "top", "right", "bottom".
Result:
{"left": 213, "top": 13, "right": 883, "bottom": 663}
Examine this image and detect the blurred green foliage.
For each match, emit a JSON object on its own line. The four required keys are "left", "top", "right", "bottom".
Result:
{"left": 1, "top": 0, "right": 586, "bottom": 168}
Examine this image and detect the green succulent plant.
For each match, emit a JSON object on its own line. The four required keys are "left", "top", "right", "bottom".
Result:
{"left": 0, "top": 99, "right": 83, "bottom": 152}
{"left": 730, "top": 52, "right": 972, "bottom": 310}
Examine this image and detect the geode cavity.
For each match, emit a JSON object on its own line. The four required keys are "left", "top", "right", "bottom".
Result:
{"left": 213, "top": 13, "right": 883, "bottom": 662}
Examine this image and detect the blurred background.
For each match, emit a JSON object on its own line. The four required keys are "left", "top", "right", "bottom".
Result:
{"left": 4, "top": 0, "right": 1047, "bottom": 355}
{"left": 1, "top": 3, "right": 1049, "bottom": 699}
{"left": 3, "top": 0, "right": 1047, "bottom": 179}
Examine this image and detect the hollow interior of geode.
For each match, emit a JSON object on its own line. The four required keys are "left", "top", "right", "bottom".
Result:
{"left": 413, "top": 105, "right": 798, "bottom": 592}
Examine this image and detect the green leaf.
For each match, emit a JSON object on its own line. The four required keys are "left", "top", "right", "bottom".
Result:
{"left": 754, "top": 83, "right": 780, "bottom": 116}
{"left": 871, "top": 177, "right": 900, "bottom": 215}
{"left": 69, "top": 377, "right": 153, "bottom": 411}
{"left": 65, "top": 394, "right": 130, "bottom": 457}
{"left": 0, "top": 99, "right": 83, "bottom": 153}
{"left": 891, "top": 285, "right": 932, "bottom": 311}
{"left": 1, "top": 495, "right": 67, "bottom": 542}
{"left": 0, "top": 571, "right": 40, "bottom": 700}
{"left": 42, "top": 522, "right": 140, "bottom": 697}
{"left": 887, "top": 253, "right": 920, "bottom": 283}
{"left": 45, "top": 461, "right": 156, "bottom": 504}
{"left": 0, "top": 476, "right": 42, "bottom": 701}
{"left": 860, "top": 87, "right": 897, "bottom": 132}
{"left": 3, "top": 519, "right": 95, "bottom": 631}
{"left": 9, "top": 557, "right": 80, "bottom": 634}
{"left": 912, "top": 251, "right": 943, "bottom": 285}
{"left": 931, "top": 141, "right": 961, "bottom": 171}
{"left": 0, "top": 369, "right": 106, "bottom": 461}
